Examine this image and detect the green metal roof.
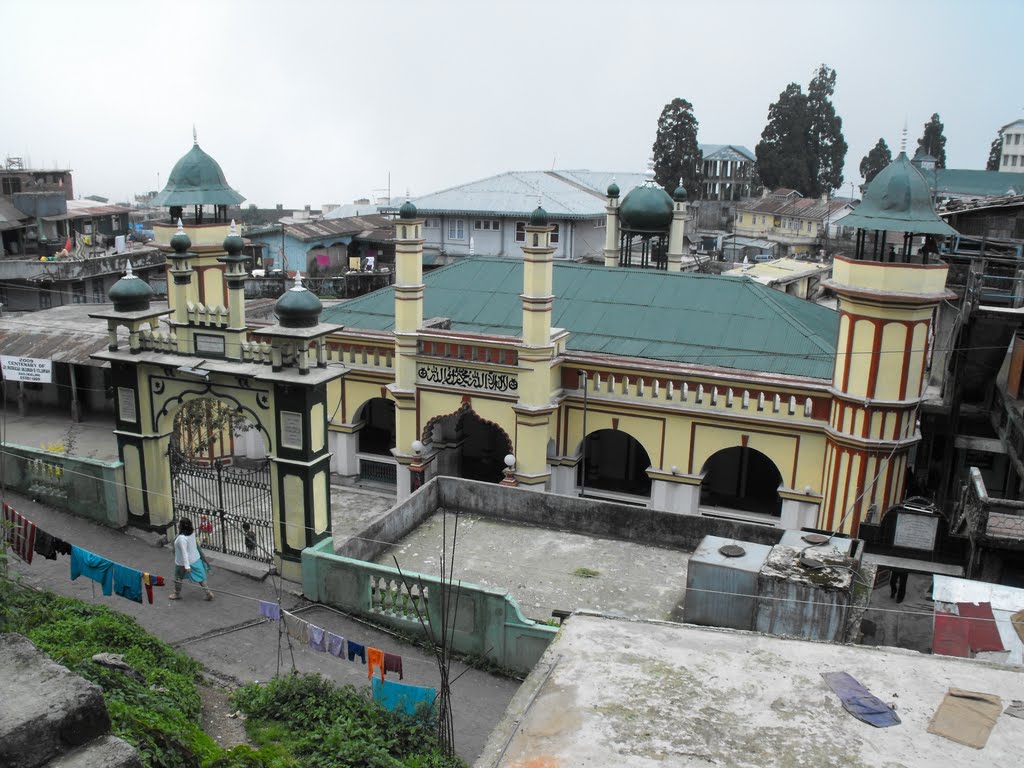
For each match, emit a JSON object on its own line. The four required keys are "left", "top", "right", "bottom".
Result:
{"left": 321, "top": 258, "right": 839, "bottom": 379}
{"left": 842, "top": 152, "right": 957, "bottom": 236}
{"left": 923, "top": 168, "right": 1024, "bottom": 198}
{"left": 151, "top": 143, "right": 245, "bottom": 207}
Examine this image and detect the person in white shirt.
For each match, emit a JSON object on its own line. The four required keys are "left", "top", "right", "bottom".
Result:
{"left": 170, "top": 518, "right": 214, "bottom": 601}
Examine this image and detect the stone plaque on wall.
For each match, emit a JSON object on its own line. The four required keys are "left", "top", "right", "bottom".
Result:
{"left": 281, "top": 411, "right": 303, "bottom": 449}
{"left": 893, "top": 511, "right": 939, "bottom": 550}
{"left": 118, "top": 387, "right": 137, "bottom": 423}
{"left": 417, "top": 363, "right": 517, "bottom": 393}
{"left": 195, "top": 334, "right": 226, "bottom": 357}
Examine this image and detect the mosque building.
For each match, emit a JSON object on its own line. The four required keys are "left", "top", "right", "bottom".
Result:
{"left": 96, "top": 142, "right": 956, "bottom": 574}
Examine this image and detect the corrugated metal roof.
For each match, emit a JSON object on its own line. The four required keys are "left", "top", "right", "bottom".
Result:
{"left": 923, "top": 168, "right": 1023, "bottom": 198}
{"left": 0, "top": 303, "right": 143, "bottom": 366}
{"left": 321, "top": 258, "right": 838, "bottom": 378}
{"left": 738, "top": 194, "right": 852, "bottom": 220}
{"left": 0, "top": 198, "right": 29, "bottom": 231}
{"left": 285, "top": 214, "right": 393, "bottom": 242}
{"left": 383, "top": 170, "right": 649, "bottom": 220}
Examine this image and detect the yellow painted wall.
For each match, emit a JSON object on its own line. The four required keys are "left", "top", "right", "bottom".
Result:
{"left": 313, "top": 470, "right": 327, "bottom": 534}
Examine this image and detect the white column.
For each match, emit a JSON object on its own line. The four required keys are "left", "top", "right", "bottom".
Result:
{"left": 329, "top": 430, "right": 360, "bottom": 476}
{"left": 780, "top": 498, "right": 820, "bottom": 530}
{"left": 549, "top": 463, "right": 578, "bottom": 495}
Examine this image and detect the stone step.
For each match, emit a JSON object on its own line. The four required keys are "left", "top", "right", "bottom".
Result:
{"left": 0, "top": 634, "right": 111, "bottom": 768}
{"left": 47, "top": 735, "right": 142, "bottom": 768}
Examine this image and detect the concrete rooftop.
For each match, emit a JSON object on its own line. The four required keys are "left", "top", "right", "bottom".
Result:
{"left": 375, "top": 511, "right": 691, "bottom": 624}
{"left": 478, "top": 612, "right": 1024, "bottom": 768}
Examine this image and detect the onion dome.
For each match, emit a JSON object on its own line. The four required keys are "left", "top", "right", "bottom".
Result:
{"left": 399, "top": 200, "right": 417, "bottom": 220}
{"left": 529, "top": 205, "right": 549, "bottom": 226}
{"left": 673, "top": 183, "right": 688, "bottom": 202}
{"left": 108, "top": 261, "right": 154, "bottom": 312}
{"left": 842, "top": 152, "right": 957, "bottom": 236}
{"left": 169, "top": 219, "right": 191, "bottom": 254}
{"left": 222, "top": 220, "right": 245, "bottom": 259}
{"left": 618, "top": 183, "right": 674, "bottom": 231}
{"left": 150, "top": 140, "right": 245, "bottom": 207}
{"left": 607, "top": 180, "right": 620, "bottom": 198}
{"left": 274, "top": 272, "right": 322, "bottom": 328}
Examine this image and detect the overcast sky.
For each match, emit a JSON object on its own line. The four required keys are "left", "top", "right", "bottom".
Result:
{"left": 2, "top": 0, "right": 1018, "bottom": 208}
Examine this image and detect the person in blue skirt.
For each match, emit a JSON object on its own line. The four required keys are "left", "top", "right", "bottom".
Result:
{"left": 170, "top": 518, "right": 214, "bottom": 601}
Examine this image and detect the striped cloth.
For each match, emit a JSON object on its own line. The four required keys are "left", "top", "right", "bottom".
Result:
{"left": 2, "top": 502, "right": 37, "bottom": 564}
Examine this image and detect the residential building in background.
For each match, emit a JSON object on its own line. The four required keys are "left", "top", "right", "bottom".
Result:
{"left": 699, "top": 144, "right": 756, "bottom": 200}
{"left": 382, "top": 170, "right": 648, "bottom": 262}
{"left": 998, "top": 119, "right": 1024, "bottom": 173}
{"left": 734, "top": 189, "right": 854, "bottom": 256}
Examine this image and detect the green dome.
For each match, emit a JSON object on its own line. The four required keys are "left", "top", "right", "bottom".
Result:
{"left": 150, "top": 142, "right": 245, "bottom": 207}
{"left": 169, "top": 219, "right": 191, "bottom": 256}
{"left": 841, "top": 152, "right": 957, "bottom": 237}
{"left": 399, "top": 200, "right": 417, "bottom": 220}
{"left": 619, "top": 183, "right": 674, "bottom": 231}
{"left": 274, "top": 273, "right": 322, "bottom": 328}
{"left": 108, "top": 262, "right": 154, "bottom": 312}
{"left": 222, "top": 220, "right": 245, "bottom": 257}
{"left": 529, "top": 205, "right": 548, "bottom": 226}
{"left": 607, "top": 181, "right": 620, "bottom": 198}
{"left": 673, "top": 184, "right": 688, "bottom": 202}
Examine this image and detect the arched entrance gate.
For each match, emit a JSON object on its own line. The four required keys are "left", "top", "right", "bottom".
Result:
{"left": 168, "top": 399, "right": 273, "bottom": 562}
{"left": 422, "top": 402, "right": 513, "bottom": 484}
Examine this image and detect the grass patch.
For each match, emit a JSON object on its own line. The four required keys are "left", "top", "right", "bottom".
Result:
{"left": 572, "top": 567, "right": 601, "bottom": 578}
{"left": 0, "top": 579, "right": 463, "bottom": 767}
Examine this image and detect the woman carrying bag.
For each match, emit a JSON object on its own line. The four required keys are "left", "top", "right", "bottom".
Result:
{"left": 170, "top": 518, "right": 215, "bottom": 601}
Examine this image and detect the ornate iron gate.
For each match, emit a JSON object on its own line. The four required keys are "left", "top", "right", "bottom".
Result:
{"left": 169, "top": 446, "right": 273, "bottom": 563}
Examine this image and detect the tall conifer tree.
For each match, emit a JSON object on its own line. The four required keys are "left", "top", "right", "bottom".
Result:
{"left": 651, "top": 98, "right": 703, "bottom": 197}
{"left": 859, "top": 138, "right": 892, "bottom": 185}
{"left": 917, "top": 114, "right": 947, "bottom": 168}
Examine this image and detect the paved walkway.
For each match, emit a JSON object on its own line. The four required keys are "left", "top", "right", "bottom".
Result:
{"left": 3, "top": 489, "right": 519, "bottom": 763}
{"left": 2, "top": 412, "right": 120, "bottom": 461}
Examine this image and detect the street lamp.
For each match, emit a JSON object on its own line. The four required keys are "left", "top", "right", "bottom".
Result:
{"left": 577, "top": 369, "right": 589, "bottom": 497}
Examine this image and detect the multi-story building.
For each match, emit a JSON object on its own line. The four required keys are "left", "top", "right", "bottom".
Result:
{"left": 699, "top": 144, "right": 756, "bottom": 200}
{"left": 734, "top": 189, "right": 854, "bottom": 256}
{"left": 998, "top": 119, "right": 1024, "bottom": 173}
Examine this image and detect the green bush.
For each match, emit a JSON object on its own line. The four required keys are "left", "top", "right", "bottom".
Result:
{"left": 232, "top": 673, "right": 464, "bottom": 768}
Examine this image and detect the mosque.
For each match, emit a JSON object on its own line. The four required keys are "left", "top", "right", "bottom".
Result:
{"left": 93, "top": 141, "right": 955, "bottom": 573}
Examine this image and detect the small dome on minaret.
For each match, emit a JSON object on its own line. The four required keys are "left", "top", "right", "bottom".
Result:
{"left": 399, "top": 200, "right": 417, "bottom": 220}
{"left": 274, "top": 272, "right": 323, "bottom": 328}
{"left": 108, "top": 261, "right": 154, "bottom": 312}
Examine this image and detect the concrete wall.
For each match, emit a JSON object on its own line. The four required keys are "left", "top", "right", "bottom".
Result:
{"left": 0, "top": 443, "right": 127, "bottom": 527}
{"left": 421, "top": 215, "right": 586, "bottom": 259}
{"left": 303, "top": 536, "right": 556, "bottom": 674}
{"left": 435, "top": 477, "right": 785, "bottom": 550}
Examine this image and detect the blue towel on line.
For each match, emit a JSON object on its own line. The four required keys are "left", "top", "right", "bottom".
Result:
{"left": 112, "top": 563, "right": 143, "bottom": 604}
{"left": 70, "top": 546, "right": 114, "bottom": 596}
{"left": 371, "top": 677, "right": 436, "bottom": 715}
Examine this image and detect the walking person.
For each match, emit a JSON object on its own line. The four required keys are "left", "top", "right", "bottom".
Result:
{"left": 889, "top": 568, "right": 908, "bottom": 604}
{"left": 170, "top": 518, "right": 214, "bottom": 601}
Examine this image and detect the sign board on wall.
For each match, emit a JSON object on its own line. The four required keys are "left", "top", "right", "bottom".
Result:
{"left": 280, "top": 411, "right": 304, "bottom": 449}
{"left": 118, "top": 387, "right": 137, "bottom": 423}
{"left": 0, "top": 356, "right": 52, "bottom": 384}
{"left": 417, "top": 364, "right": 517, "bottom": 393}
{"left": 194, "top": 334, "right": 226, "bottom": 357}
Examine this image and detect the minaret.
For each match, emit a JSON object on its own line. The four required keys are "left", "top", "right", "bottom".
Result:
{"left": 603, "top": 179, "right": 620, "bottom": 267}
{"left": 667, "top": 181, "right": 688, "bottom": 272}
{"left": 389, "top": 200, "right": 426, "bottom": 498}
{"left": 219, "top": 220, "right": 249, "bottom": 360}
{"left": 819, "top": 152, "right": 957, "bottom": 535}
{"left": 166, "top": 220, "right": 195, "bottom": 354}
{"left": 512, "top": 203, "right": 558, "bottom": 490}
{"left": 520, "top": 203, "right": 555, "bottom": 348}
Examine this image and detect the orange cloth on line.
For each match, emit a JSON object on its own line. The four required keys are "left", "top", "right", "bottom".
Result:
{"left": 367, "top": 647, "right": 385, "bottom": 680}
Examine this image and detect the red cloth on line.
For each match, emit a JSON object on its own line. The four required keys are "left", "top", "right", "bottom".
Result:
{"left": 933, "top": 611, "right": 971, "bottom": 658}
{"left": 2, "top": 502, "right": 37, "bottom": 564}
{"left": 383, "top": 652, "right": 403, "bottom": 680}
{"left": 367, "top": 647, "right": 385, "bottom": 680}
{"left": 142, "top": 572, "right": 165, "bottom": 605}
{"left": 957, "top": 601, "right": 1005, "bottom": 653}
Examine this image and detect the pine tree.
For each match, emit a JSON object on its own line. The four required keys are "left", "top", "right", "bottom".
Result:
{"left": 651, "top": 98, "right": 703, "bottom": 198}
{"left": 859, "top": 138, "right": 892, "bottom": 185}
{"left": 917, "top": 114, "right": 947, "bottom": 169}
{"left": 755, "top": 83, "right": 813, "bottom": 194}
{"left": 806, "top": 64, "right": 847, "bottom": 195}
{"left": 986, "top": 135, "right": 1002, "bottom": 171}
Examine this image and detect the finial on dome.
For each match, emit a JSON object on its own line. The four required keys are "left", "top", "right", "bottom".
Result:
{"left": 229, "top": 219, "right": 237, "bottom": 235}
{"left": 125, "top": 260, "right": 135, "bottom": 278}
{"left": 176, "top": 217, "right": 185, "bottom": 233}
{"left": 900, "top": 120, "right": 907, "bottom": 154}
{"left": 644, "top": 156, "right": 656, "bottom": 183}
{"left": 292, "top": 270, "right": 305, "bottom": 290}
{"left": 193, "top": 124, "right": 198, "bottom": 145}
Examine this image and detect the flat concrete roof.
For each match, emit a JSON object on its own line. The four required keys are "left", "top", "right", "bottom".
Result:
{"left": 478, "top": 612, "right": 1024, "bottom": 768}
{"left": 376, "top": 512, "right": 691, "bottom": 623}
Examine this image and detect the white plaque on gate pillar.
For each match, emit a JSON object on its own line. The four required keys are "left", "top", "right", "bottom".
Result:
{"left": 281, "top": 411, "right": 303, "bottom": 449}
{"left": 118, "top": 387, "right": 137, "bottom": 423}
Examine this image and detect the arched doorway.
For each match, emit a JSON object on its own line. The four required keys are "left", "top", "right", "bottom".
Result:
{"left": 460, "top": 410, "right": 511, "bottom": 483}
{"left": 700, "top": 447, "right": 782, "bottom": 516}
{"left": 169, "top": 399, "right": 273, "bottom": 562}
{"left": 422, "top": 404, "right": 512, "bottom": 484}
{"left": 578, "top": 429, "right": 652, "bottom": 497}
{"left": 356, "top": 397, "right": 396, "bottom": 456}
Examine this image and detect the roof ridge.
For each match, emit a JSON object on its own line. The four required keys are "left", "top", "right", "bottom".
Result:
{"left": 744, "top": 282, "right": 835, "bottom": 355}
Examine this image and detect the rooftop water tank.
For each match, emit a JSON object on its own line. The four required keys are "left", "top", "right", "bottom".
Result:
{"left": 684, "top": 536, "right": 773, "bottom": 631}
{"left": 778, "top": 530, "right": 854, "bottom": 558}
